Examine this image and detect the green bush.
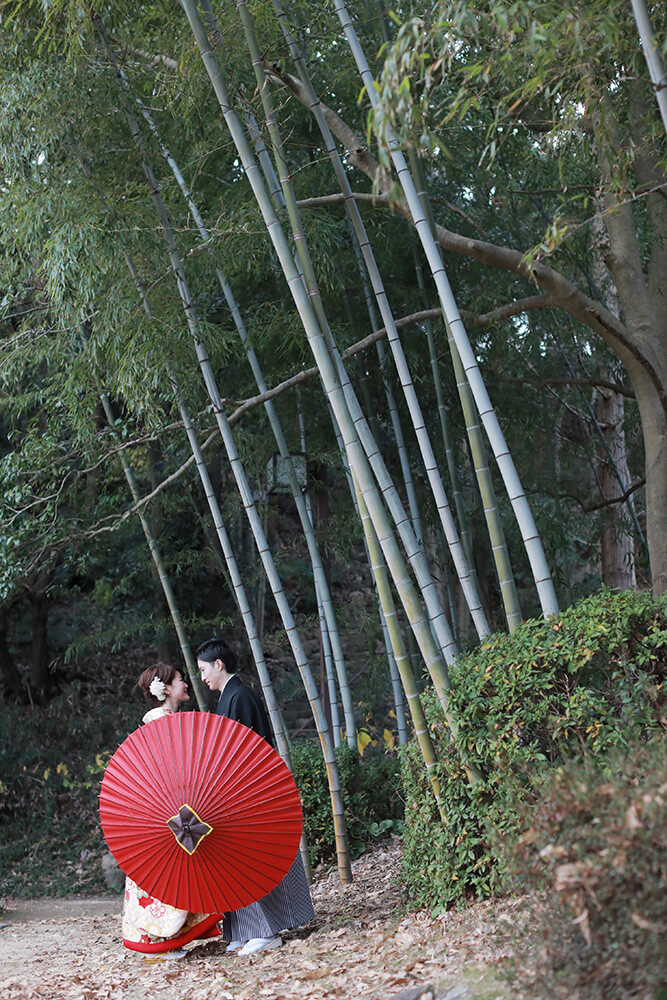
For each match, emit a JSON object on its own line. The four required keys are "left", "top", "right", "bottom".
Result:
{"left": 499, "top": 739, "right": 666, "bottom": 999}
{"left": 291, "top": 742, "right": 403, "bottom": 867}
{"left": 0, "top": 680, "right": 137, "bottom": 897}
{"left": 400, "top": 589, "right": 666, "bottom": 909}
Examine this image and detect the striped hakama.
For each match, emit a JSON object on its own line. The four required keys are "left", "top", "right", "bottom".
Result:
{"left": 214, "top": 672, "right": 315, "bottom": 940}
{"left": 222, "top": 850, "right": 314, "bottom": 940}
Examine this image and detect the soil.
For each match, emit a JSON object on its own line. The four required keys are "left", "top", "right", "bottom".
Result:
{"left": 0, "top": 841, "right": 531, "bottom": 1000}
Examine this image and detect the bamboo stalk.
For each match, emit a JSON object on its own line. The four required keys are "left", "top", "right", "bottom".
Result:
{"left": 332, "top": 0, "right": 559, "bottom": 617}
{"left": 99, "top": 25, "right": 352, "bottom": 881}
{"left": 132, "top": 66, "right": 357, "bottom": 749}
{"left": 266, "top": 0, "right": 487, "bottom": 654}
{"left": 297, "top": 403, "right": 343, "bottom": 748}
{"left": 630, "top": 0, "right": 667, "bottom": 132}
{"left": 350, "top": 226, "right": 424, "bottom": 546}
{"left": 95, "top": 385, "right": 208, "bottom": 709}
{"left": 233, "top": 1, "right": 466, "bottom": 684}
{"left": 354, "top": 481, "right": 444, "bottom": 814}
{"left": 122, "top": 253, "right": 291, "bottom": 759}
{"left": 408, "top": 153, "right": 522, "bottom": 632}
{"left": 179, "top": 0, "right": 481, "bottom": 781}
{"left": 245, "top": 0, "right": 489, "bottom": 641}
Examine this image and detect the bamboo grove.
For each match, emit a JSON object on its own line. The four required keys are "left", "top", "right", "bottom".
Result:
{"left": 1, "top": 1, "right": 664, "bottom": 882}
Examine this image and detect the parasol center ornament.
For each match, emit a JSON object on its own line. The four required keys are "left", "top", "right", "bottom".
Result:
{"left": 167, "top": 803, "right": 212, "bottom": 855}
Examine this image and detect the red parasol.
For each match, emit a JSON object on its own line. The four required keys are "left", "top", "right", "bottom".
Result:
{"left": 99, "top": 712, "right": 303, "bottom": 914}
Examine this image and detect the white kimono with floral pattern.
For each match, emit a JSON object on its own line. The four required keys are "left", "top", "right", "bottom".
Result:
{"left": 120, "top": 705, "right": 222, "bottom": 953}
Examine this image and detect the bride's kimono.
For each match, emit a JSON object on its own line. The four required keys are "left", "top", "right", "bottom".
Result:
{"left": 121, "top": 706, "right": 223, "bottom": 954}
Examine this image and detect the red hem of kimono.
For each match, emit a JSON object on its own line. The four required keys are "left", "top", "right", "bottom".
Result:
{"left": 123, "top": 914, "right": 223, "bottom": 953}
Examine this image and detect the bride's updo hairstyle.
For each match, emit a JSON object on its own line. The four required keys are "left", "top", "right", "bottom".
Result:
{"left": 138, "top": 662, "right": 179, "bottom": 705}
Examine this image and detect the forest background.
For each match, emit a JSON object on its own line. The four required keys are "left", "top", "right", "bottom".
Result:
{"left": 0, "top": 3, "right": 665, "bottom": 990}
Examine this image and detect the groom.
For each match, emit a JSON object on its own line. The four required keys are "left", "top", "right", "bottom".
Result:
{"left": 196, "top": 638, "right": 315, "bottom": 956}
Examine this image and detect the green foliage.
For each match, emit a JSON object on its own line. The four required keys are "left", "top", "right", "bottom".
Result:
{"left": 0, "top": 680, "right": 138, "bottom": 896}
{"left": 291, "top": 742, "right": 403, "bottom": 868}
{"left": 400, "top": 589, "right": 666, "bottom": 909}
{"left": 498, "top": 738, "right": 666, "bottom": 999}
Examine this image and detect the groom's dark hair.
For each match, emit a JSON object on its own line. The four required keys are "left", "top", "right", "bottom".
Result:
{"left": 196, "top": 638, "right": 237, "bottom": 673}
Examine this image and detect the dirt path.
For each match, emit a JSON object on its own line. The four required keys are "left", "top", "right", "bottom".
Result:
{"left": 0, "top": 842, "right": 522, "bottom": 1000}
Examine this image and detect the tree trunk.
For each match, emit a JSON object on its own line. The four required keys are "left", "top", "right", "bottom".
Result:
{"left": 628, "top": 363, "right": 667, "bottom": 594}
{"left": 596, "top": 94, "right": 667, "bottom": 595}
{"left": 28, "top": 588, "right": 50, "bottom": 695}
{"left": 0, "top": 607, "right": 24, "bottom": 700}
{"left": 589, "top": 218, "right": 638, "bottom": 591}
{"left": 595, "top": 383, "right": 637, "bottom": 590}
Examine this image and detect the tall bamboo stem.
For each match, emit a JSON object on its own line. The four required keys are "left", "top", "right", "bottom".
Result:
{"left": 350, "top": 227, "right": 424, "bottom": 546}
{"left": 132, "top": 68, "right": 357, "bottom": 748}
{"left": 123, "top": 253, "right": 291, "bottom": 760}
{"left": 246, "top": 0, "right": 488, "bottom": 642}
{"left": 354, "top": 481, "right": 444, "bottom": 813}
{"left": 95, "top": 385, "right": 207, "bottom": 709}
{"left": 266, "top": 1, "right": 486, "bottom": 652}
{"left": 100, "top": 26, "right": 351, "bottom": 881}
{"left": 408, "top": 153, "right": 522, "bottom": 632}
{"left": 332, "top": 0, "right": 559, "bottom": 618}
{"left": 297, "top": 403, "right": 343, "bottom": 748}
{"left": 178, "top": 0, "right": 482, "bottom": 782}
{"left": 189, "top": 1, "right": 461, "bottom": 689}
{"left": 232, "top": 0, "right": 467, "bottom": 668}
{"left": 630, "top": 0, "right": 667, "bottom": 132}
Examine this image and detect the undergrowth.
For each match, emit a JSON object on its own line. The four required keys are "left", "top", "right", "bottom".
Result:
{"left": 290, "top": 742, "right": 403, "bottom": 868}
{"left": 400, "top": 589, "right": 666, "bottom": 909}
{"left": 0, "top": 680, "right": 139, "bottom": 897}
{"left": 500, "top": 739, "right": 666, "bottom": 999}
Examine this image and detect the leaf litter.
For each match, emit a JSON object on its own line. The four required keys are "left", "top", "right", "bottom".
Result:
{"left": 0, "top": 840, "right": 525, "bottom": 1000}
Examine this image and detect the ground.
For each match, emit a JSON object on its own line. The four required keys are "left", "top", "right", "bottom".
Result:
{"left": 0, "top": 841, "right": 528, "bottom": 1000}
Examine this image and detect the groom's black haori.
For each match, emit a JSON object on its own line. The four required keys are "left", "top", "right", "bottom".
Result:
{"left": 195, "top": 639, "right": 315, "bottom": 942}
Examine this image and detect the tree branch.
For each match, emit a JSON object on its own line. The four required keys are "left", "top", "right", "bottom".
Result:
{"left": 575, "top": 478, "right": 646, "bottom": 513}
{"left": 297, "top": 190, "right": 488, "bottom": 236}
{"left": 130, "top": 49, "right": 179, "bottom": 71}
{"left": 496, "top": 375, "right": 636, "bottom": 399}
{"left": 88, "top": 294, "right": 599, "bottom": 518}
{"left": 269, "top": 64, "right": 666, "bottom": 415}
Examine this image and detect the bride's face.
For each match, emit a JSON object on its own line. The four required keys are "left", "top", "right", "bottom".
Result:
{"left": 164, "top": 671, "right": 189, "bottom": 706}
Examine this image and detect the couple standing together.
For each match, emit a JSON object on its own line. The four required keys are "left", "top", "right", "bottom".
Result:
{"left": 121, "top": 638, "right": 314, "bottom": 959}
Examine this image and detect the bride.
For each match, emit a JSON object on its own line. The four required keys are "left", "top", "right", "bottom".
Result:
{"left": 120, "top": 663, "right": 223, "bottom": 958}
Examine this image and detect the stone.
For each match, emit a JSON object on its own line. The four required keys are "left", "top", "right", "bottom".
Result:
{"left": 390, "top": 986, "right": 434, "bottom": 1000}
{"left": 101, "top": 852, "right": 125, "bottom": 891}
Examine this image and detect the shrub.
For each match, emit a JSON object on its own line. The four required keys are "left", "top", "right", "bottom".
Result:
{"left": 0, "top": 680, "right": 138, "bottom": 896}
{"left": 499, "top": 739, "right": 666, "bottom": 999}
{"left": 400, "top": 589, "right": 666, "bottom": 909}
{"left": 290, "top": 742, "right": 403, "bottom": 867}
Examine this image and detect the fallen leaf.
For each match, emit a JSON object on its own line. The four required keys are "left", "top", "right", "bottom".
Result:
{"left": 625, "top": 803, "right": 642, "bottom": 830}
{"left": 630, "top": 912, "right": 665, "bottom": 933}
{"left": 571, "top": 908, "right": 591, "bottom": 945}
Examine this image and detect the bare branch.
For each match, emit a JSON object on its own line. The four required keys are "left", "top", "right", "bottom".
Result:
{"left": 565, "top": 478, "right": 646, "bottom": 513}
{"left": 497, "top": 375, "right": 636, "bottom": 399}
{"left": 130, "top": 49, "right": 179, "bottom": 71}
{"left": 270, "top": 62, "right": 666, "bottom": 414}
{"left": 298, "top": 190, "right": 488, "bottom": 236}
{"left": 266, "top": 63, "right": 384, "bottom": 183}
{"left": 76, "top": 296, "right": 594, "bottom": 519}
{"left": 91, "top": 428, "right": 220, "bottom": 530}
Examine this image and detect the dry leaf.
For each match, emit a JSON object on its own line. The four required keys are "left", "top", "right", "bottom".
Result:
{"left": 625, "top": 803, "right": 642, "bottom": 829}
{"left": 571, "top": 908, "right": 591, "bottom": 945}
{"left": 539, "top": 843, "right": 567, "bottom": 861}
{"left": 630, "top": 912, "right": 665, "bottom": 933}
{"left": 554, "top": 862, "right": 586, "bottom": 891}
{"left": 597, "top": 784, "right": 616, "bottom": 796}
